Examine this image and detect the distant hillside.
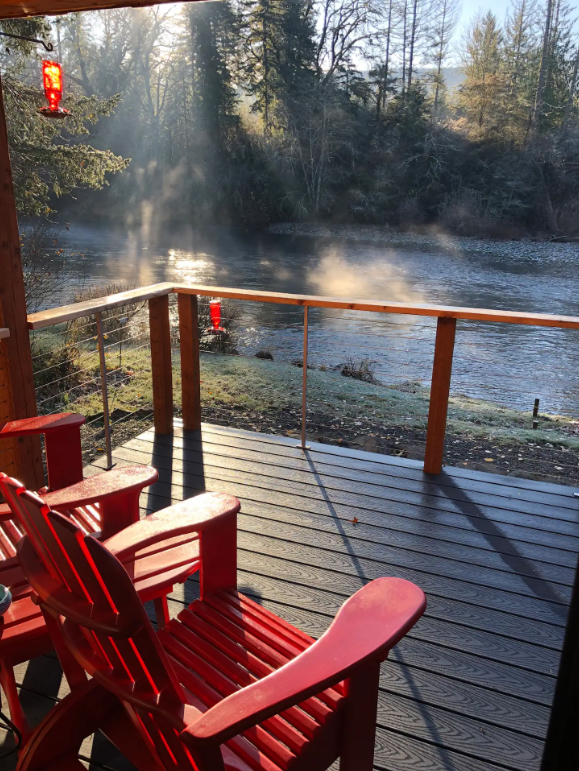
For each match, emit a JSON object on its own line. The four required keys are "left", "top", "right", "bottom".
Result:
{"left": 432, "top": 67, "right": 464, "bottom": 91}
{"left": 360, "top": 67, "right": 465, "bottom": 91}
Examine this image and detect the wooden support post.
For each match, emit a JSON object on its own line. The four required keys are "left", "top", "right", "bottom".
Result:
{"left": 540, "top": 552, "right": 579, "bottom": 771}
{"left": 0, "top": 74, "right": 43, "bottom": 488}
{"left": 340, "top": 661, "right": 381, "bottom": 771}
{"left": 424, "top": 317, "right": 457, "bottom": 475}
{"left": 178, "top": 293, "right": 201, "bottom": 431}
{"left": 149, "top": 295, "right": 173, "bottom": 435}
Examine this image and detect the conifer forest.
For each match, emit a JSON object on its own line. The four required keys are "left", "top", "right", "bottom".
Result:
{"left": 2, "top": 0, "right": 579, "bottom": 238}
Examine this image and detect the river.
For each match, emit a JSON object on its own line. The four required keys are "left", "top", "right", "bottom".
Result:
{"left": 52, "top": 223, "right": 579, "bottom": 417}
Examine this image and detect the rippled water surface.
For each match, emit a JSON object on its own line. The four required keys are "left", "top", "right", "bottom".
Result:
{"left": 54, "top": 224, "right": 579, "bottom": 415}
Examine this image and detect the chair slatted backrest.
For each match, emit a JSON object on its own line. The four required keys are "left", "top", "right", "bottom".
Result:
{"left": 1, "top": 476, "right": 197, "bottom": 771}
{"left": 0, "top": 473, "right": 73, "bottom": 585}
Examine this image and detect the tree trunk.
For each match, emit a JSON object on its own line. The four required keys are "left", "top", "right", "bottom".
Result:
{"left": 382, "top": 0, "right": 393, "bottom": 113}
{"left": 563, "top": 45, "right": 579, "bottom": 128}
{"left": 541, "top": 166, "right": 558, "bottom": 235}
{"left": 71, "top": 18, "right": 94, "bottom": 96}
{"left": 532, "top": 0, "right": 554, "bottom": 131}
{"left": 511, "top": 0, "right": 527, "bottom": 89}
{"left": 407, "top": 0, "right": 419, "bottom": 91}
{"left": 433, "top": 0, "right": 448, "bottom": 113}
{"left": 401, "top": 0, "right": 408, "bottom": 94}
{"left": 263, "top": 12, "right": 270, "bottom": 136}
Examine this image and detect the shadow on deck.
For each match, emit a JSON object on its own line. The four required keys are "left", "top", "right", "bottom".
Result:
{"left": 4, "top": 420, "right": 579, "bottom": 771}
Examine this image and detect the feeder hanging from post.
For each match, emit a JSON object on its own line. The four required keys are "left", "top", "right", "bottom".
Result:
{"left": 40, "top": 60, "right": 70, "bottom": 119}
{"left": 207, "top": 299, "right": 226, "bottom": 335}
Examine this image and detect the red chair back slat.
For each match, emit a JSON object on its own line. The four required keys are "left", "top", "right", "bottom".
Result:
{"left": 14, "top": 499, "right": 191, "bottom": 756}
{"left": 0, "top": 474, "right": 78, "bottom": 589}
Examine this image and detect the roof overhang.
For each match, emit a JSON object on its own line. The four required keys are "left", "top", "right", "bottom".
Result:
{"left": 0, "top": 1, "right": 192, "bottom": 19}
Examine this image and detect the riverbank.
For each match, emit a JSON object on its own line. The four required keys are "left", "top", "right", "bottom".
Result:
{"left": 267, "top": 222, "right": 579, "bottom": 252}
{"left": 69, "top": 350, "right": 579, "bottom": 486}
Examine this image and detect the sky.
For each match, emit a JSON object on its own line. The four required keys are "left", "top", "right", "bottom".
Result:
{"left": 454, "top": 0, "right": 579, "bottom": 58}
{"left": 458, "top": 0, "right": 579, "bottom": 36}
{"left": 458, "top": 0, "right": 512, "bottom": 30}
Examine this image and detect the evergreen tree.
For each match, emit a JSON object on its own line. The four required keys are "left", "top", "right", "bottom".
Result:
{"left": 189, "top": 0, "right": 240, "bottom": 142}
{"left": 428, "top": 0, "right": 460, "bottom": 114}
{"left": 241, "top": 0, "right": 284, "bottom": 134}
{"left": 532, "top": 0, "right": 554, "bottom": 131}
{"left": 241, "top": 0, "right": 315, "bottom": 134}
{"left": 369, "top": 0, "right": 396, "bottom": 119}
{"left": 186, "top": 0, "right": 245, "bottom": 219}
{"left": 457, "top": 12, "right": 509, "bottom": 140}
{"left": 539, "top": 0, "right": 577, "bottom": 131}
{"left": 502, "top": 0, "right": 541, "bottom": 143}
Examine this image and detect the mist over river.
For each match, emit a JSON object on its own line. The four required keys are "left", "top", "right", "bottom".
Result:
{"left": 52, "top": 223, "right": 579, "bottom": 417}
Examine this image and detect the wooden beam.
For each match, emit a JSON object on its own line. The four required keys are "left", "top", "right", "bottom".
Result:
{"left": 178, "top": 293, "right": 201, "bottom": 432}
{"left": 0, "top": 1, "right": 197, "bottom": 19}
{"left": 540, "top": 552, "right": 579, "bottom": 771}
{"left": 28, "top": 283, "right": 174, "bottom": 330}
{"left": 29, "top": 282, "right": 579, "bottom": 332}
{"left": 0, "top": 74, "right": 43, "bottom": 489}
{"left": 424, "top": 317, "right": 457, "bottom": 475}
{"left": 174, "top": 284, "right": 579, "bottom": 330}
{"left": 148, "top": 295, "right": 173, "bottom": 435}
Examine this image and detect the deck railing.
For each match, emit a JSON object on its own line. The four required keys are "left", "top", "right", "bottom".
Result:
{"left": 27, "top": 282, "right": 579, "bottom": 475}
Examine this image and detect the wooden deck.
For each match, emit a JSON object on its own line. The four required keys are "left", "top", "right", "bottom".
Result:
{"left": 3, "top": 420, "right": 579, "bottom": 771}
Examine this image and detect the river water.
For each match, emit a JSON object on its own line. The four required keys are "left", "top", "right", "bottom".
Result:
{"left": 53, "top": 223, "right": 579, "bottom": 417}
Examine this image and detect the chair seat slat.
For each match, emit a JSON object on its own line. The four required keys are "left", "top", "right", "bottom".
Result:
{"left": 169, "top": 656, "right": 285, "bottom": 771}
{"left": 188, "top": 601, "right": 340, "bottom": 716}
{"left": 164, "top": 621, "right": 312, "bottom": 753}
{"left": 169, "top": 610, "right": 323, "bottom": 741}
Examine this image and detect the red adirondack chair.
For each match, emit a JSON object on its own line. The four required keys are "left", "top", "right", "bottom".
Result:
{"left": 0, "top": 414, "right": 202, "bottom": 740}
{"left": 6, "top": 479, "right": 427, "bottom": 771}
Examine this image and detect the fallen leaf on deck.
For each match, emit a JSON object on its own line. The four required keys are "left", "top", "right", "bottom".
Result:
{"left": 351, "top": 517, "right": 359, "bottom": 525}
{"left": 484, "top": 458, "right": 494, "bottom": 462}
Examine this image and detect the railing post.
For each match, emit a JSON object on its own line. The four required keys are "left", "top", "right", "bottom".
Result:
{"left": 424, "top": 317, "right": 456, "bottom": 474}
{"left": 178, "top": 293, "right": 201, "bottom": 431}
{"left": 95, "top": 312, "right": 113, "bottom": 469}
{"left": 300, "top": 306, "right": 309, "bottom": 451}
{"left": 149, "top": 295, "right": 174, "bottom": 435}
{"left": 0, "top": 73, "right": 43, "bottom": 489}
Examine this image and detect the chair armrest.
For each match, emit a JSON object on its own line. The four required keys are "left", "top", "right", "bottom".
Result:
{"left": 0, "top": 413, "right": 85, "bottom": 438}
{"left": 42, "top": 466, "right": 158, "bottom": 512}
{"left": 182, "top": 577, "right": 426, "bottom": 750}
{"left": 104, "top": 492, "right": 240, "bottom": 561}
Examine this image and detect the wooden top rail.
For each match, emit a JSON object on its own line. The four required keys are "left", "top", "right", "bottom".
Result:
{"left": 27, "top": 283, "right": 174, "bottom": 330}
{"left": 0, "top": 1, "right": 183, "bottom": 20}
{"left": 0, "top": 328, "right": 9, "bottom": 340}
{"left": 27, "top": 281, "right": 579, "bottom": 331}
{"left": 174, "top": 284, "right": 579, "bottom": 330}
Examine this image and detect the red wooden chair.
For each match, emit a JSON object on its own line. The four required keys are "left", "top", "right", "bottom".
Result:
{"left": 0, "top": 414, "right": 201, "bottom": 741}
{"left": 7, "top": 480, "right": 426, "bottom": 771}
{"left": 0, "top": 413, "right": 146, "bottom": 538}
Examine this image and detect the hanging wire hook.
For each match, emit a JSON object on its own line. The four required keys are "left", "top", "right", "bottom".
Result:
{"left": 0, "top": 31, "right": 54, "bottom": 52}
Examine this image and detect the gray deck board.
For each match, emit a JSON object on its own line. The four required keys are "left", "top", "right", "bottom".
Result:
{"left": 3, "top": 421, "right": 578, "bottom": 771}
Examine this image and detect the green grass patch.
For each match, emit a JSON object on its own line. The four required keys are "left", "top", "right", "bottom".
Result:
{"left": 38, "top": 345, "right": 579, "bottom": 453}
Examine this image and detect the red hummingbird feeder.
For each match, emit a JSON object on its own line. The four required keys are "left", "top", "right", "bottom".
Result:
{"left": 39, "top": 60, "right": 70, "bottom": 119}
{"left": 206, "top": 299, "right": 226, "bottom": 335}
